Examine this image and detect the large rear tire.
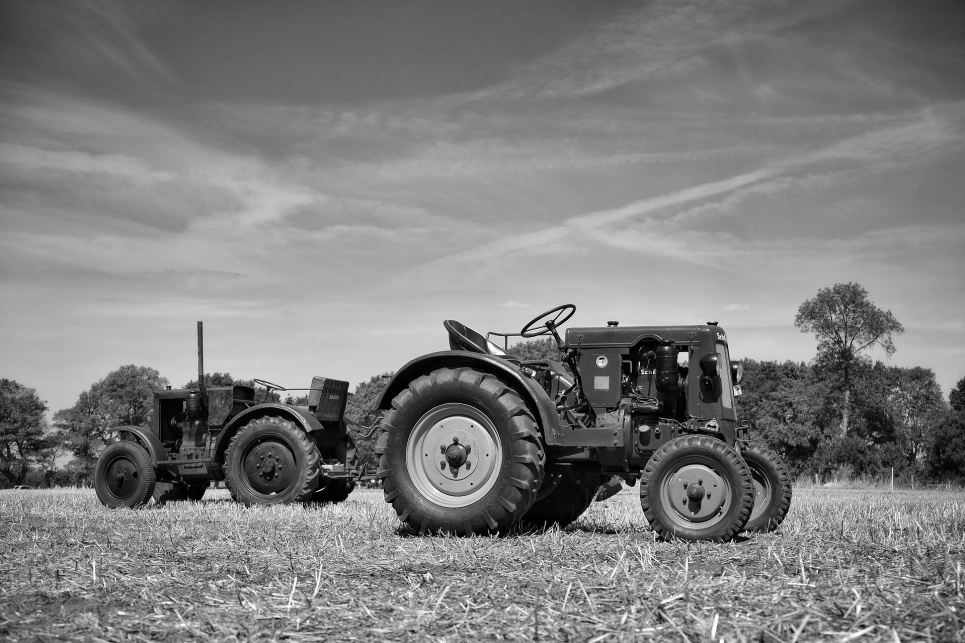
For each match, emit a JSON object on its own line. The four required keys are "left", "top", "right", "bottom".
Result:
{"left": 640, "top": 436, "right": 753, "bottom": 542}
{"left": 377, "top": 367, "right": 545, "bottom": 535}
{"left": 95, "top": 441, "right": 156, "bottom": 509}
{"left": 225, "top": 416, "right": 321, "bottom": 506}
{"left": 742, "top": 446, "right": 792, "bottom": 533}
{"left": 521, "top": 464, "right": 602, "bottom": 529}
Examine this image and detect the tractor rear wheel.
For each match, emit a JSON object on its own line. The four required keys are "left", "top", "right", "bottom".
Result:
{"left": 225, "top": 416, "right": 321, "bottom": 505}
{"left": 378, "top": 367, "right": 545, "bottom": 535}
{"left": 742, "top": 446, "right": 792, "bottom": 533}
{"left": 95, "top": 441, "right": 156, "bottom": 508}
{"left": 521, "top": 464, "right": 602, "bottom": 529}
{"left": 640, "top": 435, "right": 753, "bottom": 542}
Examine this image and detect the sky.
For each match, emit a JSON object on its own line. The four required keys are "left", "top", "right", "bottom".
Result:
{"left": 1, "top": 0, "right": 964, "bottom": 416}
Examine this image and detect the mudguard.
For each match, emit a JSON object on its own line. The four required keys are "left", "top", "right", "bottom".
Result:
{"left": 116, "top": 425, "right": 166, "bottom": 465}
{"left": 213, "top": 403, "right": 325, "bottom": 462}
{"left": 377, "top": 350, "right": 566, "bottom": 445}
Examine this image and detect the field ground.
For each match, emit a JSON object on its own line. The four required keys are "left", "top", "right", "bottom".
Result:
{"left": 1, "top": 486, "right": 964, "bottom": 642}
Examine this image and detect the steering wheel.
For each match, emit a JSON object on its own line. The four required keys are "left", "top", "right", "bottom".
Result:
{"left": 252, "top": 378, "right": 287, "bottom": 392}
{"left": 520, "top": 304, "right": 577, "bottom": 338}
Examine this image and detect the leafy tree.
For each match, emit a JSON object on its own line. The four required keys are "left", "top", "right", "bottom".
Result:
{"left": 794, "top": 282, "right": 904, "bottom": 437}
{"left": 950, "top": 377, "right": 965, "bottom": 413}
{"left": 882, "top": 366, "right": 945, "bottom": 467}
{"left": 507, "top": 337, "right": 560, "bottom": 361}
{"left": 183, "top": 373, "right": 281, "bottom": 403}
{"left": 923, "top": 376, "right": 965, "bottom": 483}
{"left": 52, "top": 365, "right": 168, "bottom": 481}
{"left": 344, "top": 373, "right": 392, "bottom": 470}
{"left": 925, "top": 409, "right": 965, "bottom": 483}
{"left": 736, "top": 360, "right": 833, "bottom": 475}
{"left": 0, "top": 379, "right": 49, "bottom": 486}
{"left": 183, "top": 372, "right": 238, "bottom": 388}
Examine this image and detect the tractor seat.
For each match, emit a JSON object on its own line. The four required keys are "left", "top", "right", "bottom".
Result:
{"left": 444, "top": 320, "right": 514, "bottom": 359}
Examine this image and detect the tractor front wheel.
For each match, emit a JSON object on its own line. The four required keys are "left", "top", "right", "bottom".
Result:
{"left": 742, "top": 446, "right": 792, "bottom": 533}
{"left": 378, "top": 367, "right": 545, "bottom": 535}
{"left": 640, "top": 436, "right": 753, "bottom": 542}
{"left": 95, "top": 441, "right": 156, "bottom": 508}
{"left": 225, "top": 416, "right": 321, "bottom": 506}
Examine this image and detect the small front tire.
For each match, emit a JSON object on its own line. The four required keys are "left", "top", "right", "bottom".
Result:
{"left": 742, "top": 446, "right": 792, "bottom": 533}
{"left": 640, "top": 436, "right": 753, "bottom": 542}
{"left": 95, "top": 441, "right": 156, "bottom": 509}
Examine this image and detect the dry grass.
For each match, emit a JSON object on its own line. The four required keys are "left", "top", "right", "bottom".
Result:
{"left": 2, "top": 486, "right": 964, "bottom": 642}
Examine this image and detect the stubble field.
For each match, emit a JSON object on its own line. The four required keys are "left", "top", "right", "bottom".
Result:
{"left": 1, "top": 485, "right": 964, "bottom": 642}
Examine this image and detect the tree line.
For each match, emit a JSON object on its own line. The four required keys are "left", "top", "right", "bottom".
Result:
{"left": 2, "top": 283, "right": 963, "bottom": 487}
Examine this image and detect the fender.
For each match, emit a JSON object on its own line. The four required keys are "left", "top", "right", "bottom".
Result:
{"left": 213, "top": 403, "right": 325, "bottom": 462}
{"left": 116, "top": 425, "right": 166, "bottom": 465}
{"left": 378, "top": 350, "right": 566, "bottom": 445}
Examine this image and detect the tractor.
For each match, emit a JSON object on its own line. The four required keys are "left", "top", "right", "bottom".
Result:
{"left": 94, "top": 323, "right": 359, "bottom": 508}
{"left": 375, "top": 304, "right": 791, "bottom": 541}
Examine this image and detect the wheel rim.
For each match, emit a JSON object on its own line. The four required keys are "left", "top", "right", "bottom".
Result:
{"left": 659, "top": 461, "right": 730, "bottom": 528}
{"left": 748, "top": 461, "right": 772, "bottom": 522}
{"left": 406, "top": 403, "right": 502, "bottom": 508}
{"left": 241, "top": 438, "right": 298, "bottom": 496}
{"left": 104, "top": 454, "right": 141, "bottom": 501}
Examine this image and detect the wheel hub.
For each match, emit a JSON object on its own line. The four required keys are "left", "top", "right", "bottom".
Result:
{"left": 407, "top": 403, "right": 502, "bottom": 507}
{"left": 663, "top": 464, "right": 728, "bottom": 525}
{"left": 244, "top": 441, "right": 296, "bottom": 495}
{"left": 105, "top": 458, "right": 138, "bottom": 499}
{"left": 686, "top": 483, "right": 706, "bottom": 501}
{"left": 444, "top": 438, "right": 471, "bottom": 471}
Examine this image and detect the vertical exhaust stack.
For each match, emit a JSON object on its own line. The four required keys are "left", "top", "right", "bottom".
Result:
{"left": 197, "top": 321, "right": 207, "bottom": 407}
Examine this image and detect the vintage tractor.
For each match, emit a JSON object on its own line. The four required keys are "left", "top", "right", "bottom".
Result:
{"left": 94, "top": 323, "right": 359, "bottom": 508}
{"left": 375, "top": 304, "right": 791, "bottom": 541}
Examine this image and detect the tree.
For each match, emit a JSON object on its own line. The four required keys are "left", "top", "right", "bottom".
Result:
{"left": 53, "top": 365, "right": 168, "bottom": 482}
{"left": 507, "top": 337, "right": 560, "bottom": 361}
{"left": 794, "top": 283, "right": 904, "bottom": 437}
{"left": 882, "top": 366, "right": 945, "bottom": 467}
{"left": 950, "top": 377, "right": 965, "bottom": 413}
{"left": 0, "top": 379, "right": 49, "bottom": 486}
{"left": 182, "top": 372, "right": 238, "bottom": 388}
{"left": 736, "top": 360, "right": 834, "bottom": 475}
{"left": 926, "top": 409, "right": 965, "bottom": 483}
{"left": 184, "top": 373, "right": 281, "bottom": 403}
{"left": 923, "top": 376, "right": 965, "bottom": 483}
{"left": 344, "top": 373, "right": 392, "bottom": 470}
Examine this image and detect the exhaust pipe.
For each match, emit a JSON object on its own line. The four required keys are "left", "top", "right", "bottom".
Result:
{"left": 197, "top": 321, "right": 207, "bottom": 406}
